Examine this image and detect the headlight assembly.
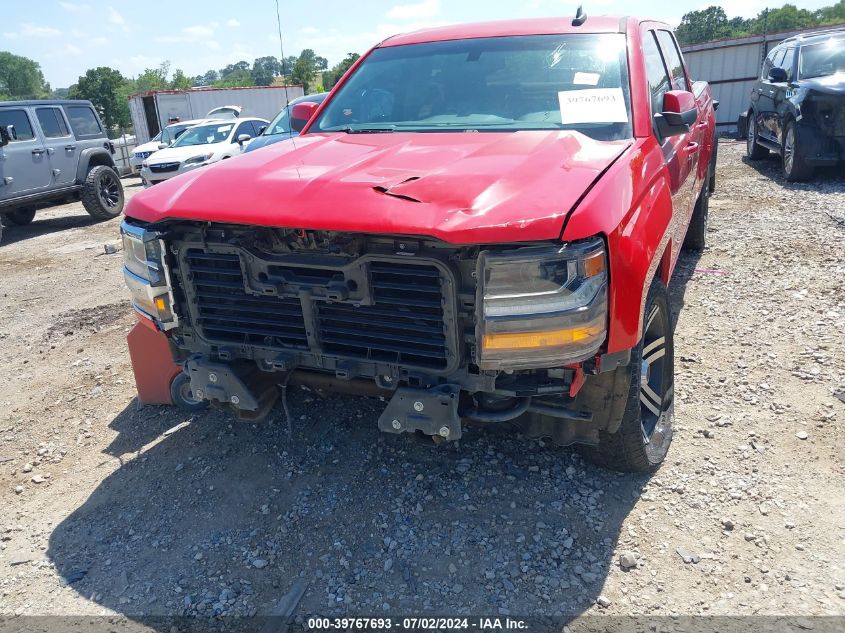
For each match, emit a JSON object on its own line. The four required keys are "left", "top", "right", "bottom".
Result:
{"left": 477, "top": 237, "right": 608, "bottom": 369}
{"left": 121, "top": 221, "right": 178, "bottom": 330}
{"left": 184, "top": 153, "right": 213, "bottom": 165}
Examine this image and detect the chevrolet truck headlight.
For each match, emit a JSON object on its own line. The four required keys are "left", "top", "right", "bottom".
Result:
{"left": 477, "top": 238, "right": 607, "bottom": 369}
{"left": 121, "top": 221, "right": 178, "bottom": 330}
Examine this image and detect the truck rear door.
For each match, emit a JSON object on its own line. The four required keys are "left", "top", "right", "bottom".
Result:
{"left": 0, "top": 106, "right": 52, "bottom": 197}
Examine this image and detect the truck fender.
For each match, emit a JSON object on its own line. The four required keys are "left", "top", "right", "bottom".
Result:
{"left": 76, "top": 147, "right": 116, "bottom": 184}
{"left": 561, "top": 139, "right": 675, "bottom": 353}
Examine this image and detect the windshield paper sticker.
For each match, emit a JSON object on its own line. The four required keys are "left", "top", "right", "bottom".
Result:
{"left": 573, "top": 72, "right": 600, "bottom": 86}
{"left": 558, "top": 88, "right": 628, "bottom": 124}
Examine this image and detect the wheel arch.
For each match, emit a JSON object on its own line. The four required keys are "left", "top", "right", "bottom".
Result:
{"left": 75, "top": 148, "right": 116, "bottom": 184}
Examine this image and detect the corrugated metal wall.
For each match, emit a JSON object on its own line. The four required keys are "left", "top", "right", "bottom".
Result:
{"left": 681, "top": 26, "right": 843, "bottom": 134}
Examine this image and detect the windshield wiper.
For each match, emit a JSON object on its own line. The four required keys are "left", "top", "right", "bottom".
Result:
{"left": 337, "top": 126, "right": 396, "bottom": 134}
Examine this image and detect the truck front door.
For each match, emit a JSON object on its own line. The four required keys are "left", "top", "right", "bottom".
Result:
{"left": 0, "top": 107, "right": 51, "bottom": 199}
{"left": 643, "top": 30, "right": 697, "bottom": 266}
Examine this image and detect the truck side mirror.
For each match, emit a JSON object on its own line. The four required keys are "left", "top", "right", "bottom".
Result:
{"left": 654, "top": 90, "right": 697, "bottom": 138}
{"left": 768, "top": 67, "right": 788, "bottom": 83}
{"left": 290, "top": 102, "right": 319, "bottom": 133}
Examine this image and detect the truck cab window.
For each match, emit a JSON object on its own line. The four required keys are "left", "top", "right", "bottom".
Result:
{"left": 643, "top": 31, "right": 672, "bottom": 119}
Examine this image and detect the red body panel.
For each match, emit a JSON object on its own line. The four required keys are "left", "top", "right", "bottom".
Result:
{"left": 127, "top": 318, "right": 180, "bottom": 405}
{"left": 124, "top": 15, "right": 716, "bottom": 360}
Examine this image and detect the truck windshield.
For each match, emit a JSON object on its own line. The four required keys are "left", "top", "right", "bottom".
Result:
{"left": 799, "top": 39, "right": 845, "bottom": 79}
{"left": 172, "top": 123, "right": 233, "bottom": 147}
{"left": 313, "top": 33, "right": 632, "bottom": 140}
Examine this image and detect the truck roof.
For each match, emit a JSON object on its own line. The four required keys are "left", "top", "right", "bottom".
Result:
{"left": 0, "top": 99, "right": 94, "bottom": 108}
{"left": 379, "top": 16, "right": 663, "bottom": 47}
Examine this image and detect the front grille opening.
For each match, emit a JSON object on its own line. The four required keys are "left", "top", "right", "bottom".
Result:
{"left": 185, "top": 250, "right": 309, "bottom": 349}
{"left": 182, "top": 251, "right": 451, "bottom": 370}
{"left": 318, "top": 261, "right": 448, "bottom": 369}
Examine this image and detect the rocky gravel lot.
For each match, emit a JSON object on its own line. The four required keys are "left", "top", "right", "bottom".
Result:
{"left": 0, "top": 143, "right": 844, "bottom": 631}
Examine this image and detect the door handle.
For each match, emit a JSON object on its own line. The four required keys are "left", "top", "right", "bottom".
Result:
{"left": 696, "top": 121, "right": 708, "bottom": 129}
{"left": 31, "top": 149, "right": 45, "bottom": 155}
{"left": 65, "top": 145, "right": 76, "bottom": 150}
{"left": 686, "top": 142, "right": 700, "bottom": 154}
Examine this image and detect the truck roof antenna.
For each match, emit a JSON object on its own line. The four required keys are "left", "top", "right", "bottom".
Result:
{"left": 572, "top": 5, "right": 588, "bottom": 26}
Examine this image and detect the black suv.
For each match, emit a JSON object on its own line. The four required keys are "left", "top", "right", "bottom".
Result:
{"left": 0, "top": 100, "right": 124, "bottom": 244}
{"left": 744, "top": 28, "right": 845, "bottom": 181}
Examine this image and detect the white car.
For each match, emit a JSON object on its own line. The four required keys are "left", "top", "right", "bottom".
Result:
{"left": 131, "top": 106, "right": 244, "bottom": 175}
{"left": 140, "top": 117, "right": 268, "bottom": 187}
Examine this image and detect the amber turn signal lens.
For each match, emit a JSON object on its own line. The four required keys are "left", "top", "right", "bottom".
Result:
{"left": 482, "top": 323, "right": 605, "bottom": 351}
{"left": 154, "top": 296, "right": 167, "bottom": 312}
{"left": 583, "top": 250, "right": 606, "bottom": 278}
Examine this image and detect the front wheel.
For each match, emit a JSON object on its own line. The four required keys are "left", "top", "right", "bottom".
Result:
{"left": 746, "top": 113, "right": 769, "bottom": 160}
{"left": 581, "top": 280, "right": 674, "bottom": 473}
{"left": 81, "top": 165, "right": 124, "bottom": 219}
{"left": 782, "top": 122, "right": 814, "bottom": 182}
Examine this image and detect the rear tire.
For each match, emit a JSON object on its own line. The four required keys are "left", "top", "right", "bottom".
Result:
{"left": 81, "top": 165, "right": 124, "bottom": 219}
{"left": 4, "top": 206, "right": 36, "bottom": 226}
{"left": 746, "top": 113, "right": 769, "bottom": 160}
{"left": 170, "top": 373, "right": 209, "bottom": 413}
{"left": 708, "top": 134, "right": 718, "bottom": 193}
{"left": 581, "top": 280, "right": 674, "bottom": 473}
{"left": 782, "top": 121, "right": 814, "bottom": 182}
{"left": 683, "top": 188, "right": 709, "bottom": 251}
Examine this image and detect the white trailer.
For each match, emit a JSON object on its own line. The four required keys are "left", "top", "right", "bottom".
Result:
{"left": 128, "top": 85, "right": 305, "bottom": 143}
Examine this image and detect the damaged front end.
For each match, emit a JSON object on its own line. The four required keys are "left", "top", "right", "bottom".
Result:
{"left": 122, "top": 220, "right": 630, "bottom": 446}
{"left": 794, "top": 87, "right": 845, "bottom": 165}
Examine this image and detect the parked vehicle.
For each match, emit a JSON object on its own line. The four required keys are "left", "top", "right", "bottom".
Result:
{"left": 743, "top": 27, "right": 845, "bottom": 181}
{"left": 0, "top": 100, "right": 124, "bottom": 245}
{"left": 121, "top": 15, "right": 717, "bottom": 472}
{"left": 139, "top": 117, "right": 268, "bottom": 187}
{"left": 129, "top": 107, "right": 242, "bottom": 175}
{"left": 243, "top": 93, "right": 328, "bottom": 153}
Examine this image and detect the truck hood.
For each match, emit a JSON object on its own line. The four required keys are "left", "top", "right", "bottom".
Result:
{"left": 126, "top": 131, "right": 630, "bottom": 244}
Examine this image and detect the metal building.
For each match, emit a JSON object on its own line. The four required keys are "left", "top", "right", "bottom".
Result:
{"left": 681, "top": 24, "right": 845, "bottom": 134}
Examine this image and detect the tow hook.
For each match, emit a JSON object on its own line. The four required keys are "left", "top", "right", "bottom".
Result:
{"left": 185, "top": 358, "right": 278, "bottom": 421}
{"left": 378, "top": 384, "right": 461, "bottom": 440}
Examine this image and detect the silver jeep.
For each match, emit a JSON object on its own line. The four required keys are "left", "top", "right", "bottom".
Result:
{"left": 0, "top": 99, "right": 124, "bottom": 244}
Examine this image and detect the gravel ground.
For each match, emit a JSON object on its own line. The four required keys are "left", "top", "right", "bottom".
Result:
{"left": 0, "top": 144, "right": 844, "bottom": 630}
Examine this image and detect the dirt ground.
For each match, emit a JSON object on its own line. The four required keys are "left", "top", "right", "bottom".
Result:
{"left": 0, "top": 143, "right": 843, "bottom": 631}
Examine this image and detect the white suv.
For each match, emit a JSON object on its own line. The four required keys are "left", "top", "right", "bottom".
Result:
{"left": 139, "top": 117, "right": 267, "bottom": 187}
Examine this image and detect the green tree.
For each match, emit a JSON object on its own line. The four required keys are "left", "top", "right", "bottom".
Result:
{"left": 751, "top": 5, "right": 817, "bottom": 34}
{"left": 68, "top": 66, "right": 130, "bottom": 130}
{"left": 324, "top": 53, "right": 360, "bottom": 89}
{"left": 135, "top": 61, "right": 171, "bottom": 92}
{"left": 251, "top": 56, "right": 281, "bottom": 86}
{"left": 291, "top": 49, "right": 320, "bottom": 92}
{"left": 0, "top": 51, "right": 50, "bottom": 99}
{"left": 817, "top": 0, "right": 845, "bottom": 23}
{"left": 214, "top": 68, "right": 254, "bottom": 87}
{"left": 675, "top": 6, "right": 731, "bottom": 45}
{"left": 170, "top": 68, "right": 192, "bottom": 90}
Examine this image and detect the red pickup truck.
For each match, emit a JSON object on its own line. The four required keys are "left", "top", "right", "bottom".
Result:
{"left": 121, "top": 15, "right": 717, "bottom": 473}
